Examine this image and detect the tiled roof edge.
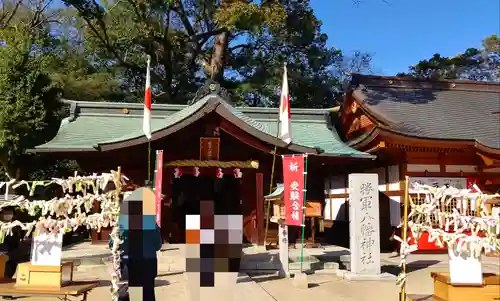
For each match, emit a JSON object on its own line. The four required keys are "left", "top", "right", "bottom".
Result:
{"left": 350, "top": 74, "right": 500, "bottom": 92}
{"left": 61, "top": 99, "right": 334, "bottom": 115}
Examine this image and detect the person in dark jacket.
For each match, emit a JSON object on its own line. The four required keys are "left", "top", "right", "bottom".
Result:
{"left": 120, "top": 185, "right": 162, "bottom": 301}
{"left": 3, "top": 212, "right": 22, "bottom": 300}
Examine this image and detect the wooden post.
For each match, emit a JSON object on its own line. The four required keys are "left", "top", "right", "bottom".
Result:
{"left": 400, "top": 176, "right": 409, "bottom": 301}
{"left": 256, "top": 172, "right": 264, "bottom": 245}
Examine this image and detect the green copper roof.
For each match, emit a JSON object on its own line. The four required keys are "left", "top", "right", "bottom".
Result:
{"left": 32, "top": 93, "right": 372, "bottom": 158}
{"left": 264, "top": 183, "right": 284, "bottom": 199}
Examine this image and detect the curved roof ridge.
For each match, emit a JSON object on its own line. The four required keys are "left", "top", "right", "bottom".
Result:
{"left": 32, "top": 94, "right": 374, "bottom": 159}
{"left": 219, "top": 100, "right": 271, "bottom": 135}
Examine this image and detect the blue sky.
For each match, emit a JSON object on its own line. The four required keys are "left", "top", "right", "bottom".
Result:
{"left": 311, "top": 0, "right": 500, "bottom": 75}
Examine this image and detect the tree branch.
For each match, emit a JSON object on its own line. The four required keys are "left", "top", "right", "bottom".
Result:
{"left": 229, "top": 43, "right": 251, "bottom": 52}
{"left": 0, "top": 0, "right": 23, "bottom": 28}
{"left": 197, "top": 27, "right": 227, "bottom": 45}
{"left": 172, "top": 0, "right": 196, "bottom": 37}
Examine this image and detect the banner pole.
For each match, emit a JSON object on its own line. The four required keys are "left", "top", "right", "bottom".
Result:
{"left": 264, "top": 145, "right": 278, "bottom": 247}
{"left": 299, "top": 154, "right": 308, "bottom": 273}
{"left": 152, "top": 150, "right": 158, "bottom": 191}
{"left": 399, "top": 176, "right": 410, "bottom": 301}
{"left": 147, "top": 140, "right": 152, "bottom": 182}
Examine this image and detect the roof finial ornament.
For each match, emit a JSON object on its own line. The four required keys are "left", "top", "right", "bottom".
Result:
{"left": 188, "top": 79, "right": 231, "bottom": 105}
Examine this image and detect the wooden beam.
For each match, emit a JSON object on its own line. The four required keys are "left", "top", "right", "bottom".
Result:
{"left": 477, "top": 152, "right": 500, "bottom": 167}
{"left": 165, "top": 159, "right": 259, "bottom": 169}
{"left": 365, "top": 141, "right": 386, "bottom": 153}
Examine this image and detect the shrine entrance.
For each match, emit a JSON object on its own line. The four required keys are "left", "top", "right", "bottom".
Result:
{"left": 168, "top": 174, "right": 242, "bottom": 243}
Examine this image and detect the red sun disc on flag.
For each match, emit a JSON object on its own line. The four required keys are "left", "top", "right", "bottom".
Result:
{"left": 281, "top": 94, "right": 290, "bottom": 116}
{"left": 144, "top": 87, "right": 152, "bottom": 110}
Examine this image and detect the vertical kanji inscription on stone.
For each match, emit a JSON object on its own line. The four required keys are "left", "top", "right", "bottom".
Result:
{"left": 349, "top": 174, "right": 381, "bottom": 275}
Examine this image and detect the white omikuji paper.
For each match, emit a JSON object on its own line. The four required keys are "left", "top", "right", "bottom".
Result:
{"left": 30, "top": 232, "right": 63, "bottom": 266}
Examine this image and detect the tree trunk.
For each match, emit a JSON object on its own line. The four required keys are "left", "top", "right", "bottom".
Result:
{"left": 209, "top": 30, "right": 229, "bottom": 82}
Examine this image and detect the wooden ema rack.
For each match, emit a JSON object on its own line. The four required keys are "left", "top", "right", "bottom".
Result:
{"left": 407, "top": 272, "right": 500, "bottom": 301}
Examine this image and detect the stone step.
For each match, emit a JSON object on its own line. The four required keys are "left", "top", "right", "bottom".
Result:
{"left": 289, "top": 261, "right": 339, "bottom": 271}
{"left": 240, "top": 260, "right": 339, "bottom": 272}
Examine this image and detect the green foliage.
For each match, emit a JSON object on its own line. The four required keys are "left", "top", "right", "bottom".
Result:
{"left": 0, "top": 0, "right": 376, "bottom": 180}
{"left": 60, "top": 0, "right": 372, "bottom": 106}
{"left": 398, "top": 35, "right": 499, "bottom": 82}
{"left": 214, "top": 1, "right": 286, "bottom": 33}
{"left": 0, "top": 23, "right": 62, "bottom": 177}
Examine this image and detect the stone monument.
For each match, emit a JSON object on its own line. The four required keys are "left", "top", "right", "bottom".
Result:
{"left": 341, "top": 173, "right": 395, "bottom": 281}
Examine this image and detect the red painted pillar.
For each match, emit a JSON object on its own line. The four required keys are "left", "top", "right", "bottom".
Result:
{"left": 161, "top": 167, "right": 172, "bottom": 242}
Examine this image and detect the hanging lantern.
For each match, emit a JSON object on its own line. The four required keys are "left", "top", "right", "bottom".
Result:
{"left": 193, "top": 167, "right": 200, "bottom": 177}
{"left": 233, "top": 168, "right": 242, "bottom": 179}
{"left": 174, "top": 168, "right": 183, "bottom": 178}
{"left": 216, "top": 168, "right": 224, "bottom": 179}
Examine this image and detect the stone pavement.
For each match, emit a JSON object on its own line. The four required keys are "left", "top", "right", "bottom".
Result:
{"left": 12, "top": 242, "right": 499, "bottom": 301}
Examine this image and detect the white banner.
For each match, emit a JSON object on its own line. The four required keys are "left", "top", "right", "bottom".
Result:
{"left": 408, "top": 177, "right": 466, "bottom": 193}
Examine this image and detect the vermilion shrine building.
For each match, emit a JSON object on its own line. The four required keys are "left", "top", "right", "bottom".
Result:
{"left": 330, "top": 74, "right": 500, "bottom": 251}
{"left": 30, "top": 76, "right": 500, "bottom": 251}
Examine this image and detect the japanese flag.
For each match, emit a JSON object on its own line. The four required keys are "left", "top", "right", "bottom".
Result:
{"left": 279, "top": 64, "right": 292, "bottom": 144}
{"left": 143, "top": 56, "right": 152, "bottom": 139}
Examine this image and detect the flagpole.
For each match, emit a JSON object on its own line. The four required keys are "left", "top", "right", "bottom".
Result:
{"left": 144, "top": 54, "right": 152, "bottom": 184}
{"left": 264, "top": 62, "right": 286, "bottom": 247}
{"left": 148, "top": 141, "right": 152, "bottom": 182}
{"left": 264, "top": 129, "right": 279, "bottom": 247}
{"left": 299, "top": 154, "right": 308, "bottom": 272}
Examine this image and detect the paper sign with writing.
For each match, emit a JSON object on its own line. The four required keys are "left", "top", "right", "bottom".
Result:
{"left": 408, "top": 177, "right": 467, "bottom": 193}
{"left": 282, "top": 155, "right": 305, "bottom": 226}
{"left": 30, "top": 232, "right": 63, "bottom": 266}
{"left": 199, "top": 138, "right": 220, "bottom": 160}
{"left": 348, "top": 173, "right": 381, "bottom": 275}
{"left": 154, "top": 150, "right": 164, "bottom": 227}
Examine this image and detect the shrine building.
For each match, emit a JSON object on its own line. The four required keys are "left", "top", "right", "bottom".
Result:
{"left": 29, "top": 81, "right": 375, "bottom": 246}
{"left": 29, "top": 76, "right": 500, "bottom": 252}
{"left": 330, "top": 74, "right": 500, "bottom": 251}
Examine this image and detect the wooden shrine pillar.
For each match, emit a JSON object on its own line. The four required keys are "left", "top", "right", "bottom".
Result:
{"left": 241, "top": 172, "right": 256, "bottom": 244}
{"left": 256, "top": 172, "right": 265, "bottom": 245}
{"left": 160, "top": 167, "right": 172, "bottom": 242}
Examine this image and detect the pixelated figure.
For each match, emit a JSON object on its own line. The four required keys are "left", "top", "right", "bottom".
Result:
{"left": 184, "top": 199, "right": 243, "bottom": 301}
{"left": 119, "top": 186, "right": 163, "bottom": 301}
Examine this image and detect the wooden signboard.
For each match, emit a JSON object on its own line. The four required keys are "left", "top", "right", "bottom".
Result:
{"left": 306, "top": 201, "right": 322, "bottom": 217}
{"left": 16, "top": 262, "right": 73, "bottom": 287}
{"left": 200, "top": 138, "right": 220, "bottom": 160}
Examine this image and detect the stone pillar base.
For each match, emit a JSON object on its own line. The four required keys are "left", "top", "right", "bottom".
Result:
{"left": 337, "top": 270, "right": 396, "bottom": 281}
